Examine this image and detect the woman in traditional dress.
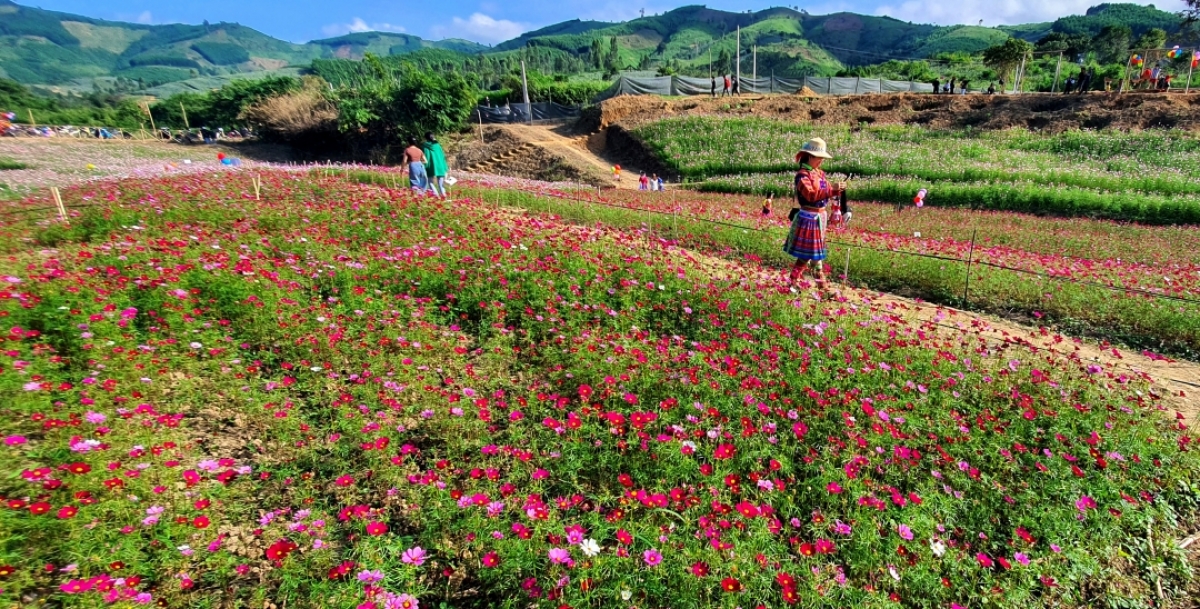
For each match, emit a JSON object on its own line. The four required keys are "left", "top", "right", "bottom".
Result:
{"left": 783, "top": 137, "right": 845, "bottom": 290}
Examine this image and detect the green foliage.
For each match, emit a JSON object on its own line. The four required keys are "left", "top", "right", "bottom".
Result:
{"left": 333, "top": 54, "right": 475, "bottom": 149}
{"left": 1052, "top": 3, "right": 1183, "bottom": 38}
{"left": 982, "top": 37, "right": 1034, "bottom": 82}
{"left": 191, "top": 41, "right": 251, "bottom": 66}
{"left": 636, "top": 117, "right": 1200, "bottom": 225}
{"left": 0, "top": 77, "right": 147, "bottom": 129}
{"left": 0, "top": 2, "right": 82, "bottom": 46}
{"left": 127, "top": 51, "right": 201, "bottom": 69}
{"left": 1091, "top": 24, "right": 1133, "bottom": 63}
{"left": 148, "top": 75, "right": 299, "bottom": 129}
{"left": 0, "top": 159, "right": 27, "bottom": 170}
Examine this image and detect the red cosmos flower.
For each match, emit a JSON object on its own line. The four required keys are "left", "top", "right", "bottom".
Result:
{"left": 690, "top": 562, "right": 710, "bottom": 577}
{"left": 577, "top": 385, "right": 592, "bottom": 401}
{"left": 194, "top": 499, "right": 211, "bottom": 510}
{"left": 618, "top": 473, "right": 634, "bottom": 488}
{"left": 1015, "top": 527, "right": 1036, "bottom": 544}
{"left": 336, "top": 475, "right": 355, "bottom": 487}
{"left": 193, "top": 516, "right": 210, "bottom": 529}
{"left": 735, "top": 501, "right": 760, "bottom": 518}
{"left": 56, "top": 505, "right": 78, "bottom": 519}
{"left": 792, "top": 421, "right": 808, "bottom": 438}
{"left": 182, "top": 470, "right": 201, "bottom": 487}
{"left": 28, "top": 501, "right": 51, "bottom": 516}
{"left": 66, "top": 462, "right": 91, "bottom": 475}
{"left": 976, "top": 553, "right": 994, "bottom": 568}
{"left": 721, "top": 577, "right": 743, "bottom": 592}
{"left": 482, "top": 551, "right": 501, "bottom": 568}
{"left": 814, "top": 539, "right": 836, "bottom": 554}
{"left": 366, "top": 521, "right": 388, "bottom": 536}
{"left": 798, "top": 542, "right": 815, "bottom": 557}
{"left": 714, "top": 444, "right": 736, "bottom": 460}
{"left": 0, "top": 565, "right": 14, "bottom": 577}
{"left": 781, "top": 586, "right": 800, "bottom": 605}
{"left": 328, "top": 561, "right": 355, "bottom": 580}
{"left": 265, "top": 539, "right": 298, "bottom": 561}
{"left": 616, "top": 529, "right": 633, "bottom": 545}
{"left": 776, "top": 572, "right": 796, "bottom": 588}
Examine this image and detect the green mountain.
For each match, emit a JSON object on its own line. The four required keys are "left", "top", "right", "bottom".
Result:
{"left": 490, "top": 3, "right": 1185, "bottom": 76}
{"left": 0, "top": 0, "right": 1185, "bottom": 91}
{"left": 0, "top": 0, "right": 486, "bottom": 89}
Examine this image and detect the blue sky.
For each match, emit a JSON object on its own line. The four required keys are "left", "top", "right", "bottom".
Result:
{"left": 26, "top": 0, "right": 1181, "bottom": 45}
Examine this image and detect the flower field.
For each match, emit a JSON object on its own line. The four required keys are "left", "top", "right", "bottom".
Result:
{"left": 433, "top": 182, "right": 1200, "bottom": 358}
{"left": 634, "top": 118, "right": 1200, "bottom": 224}
{"left": 4, "top": 170, "right": 1198, "bottom": 609}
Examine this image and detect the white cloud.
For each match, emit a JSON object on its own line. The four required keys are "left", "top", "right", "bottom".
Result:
{"left": 135, "top": 11, "right": 153, "bottom": 24}
{"left": 873, "top": 0, "right": 1176, "bottom": 26}
{"left": 430, "top": 13, "right": 528, "bottom": 44}
{"left": 321, "top": 18, "right": 407, "bottom": 37}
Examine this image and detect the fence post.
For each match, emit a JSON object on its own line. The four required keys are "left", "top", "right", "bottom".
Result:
{"left": 962, "top": 228, "right": 977, "bottom": 307}
{"left": 843, "top": 246, "right": 851, "bottom": 284}
{"left": 672, "top": 190, "right": 677, "bottom": 238}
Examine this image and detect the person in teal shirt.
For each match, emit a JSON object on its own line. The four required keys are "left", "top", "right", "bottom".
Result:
{"left": 422, "top": 133, "right": 449, "bottom": 199}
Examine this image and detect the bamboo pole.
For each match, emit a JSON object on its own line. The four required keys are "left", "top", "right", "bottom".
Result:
{"left": 144, "top": 102, "right": 156, "bottom": 133}
{"left": 180, "top": 103, "right": 190, "bottom": 130}
{"left": 27, "top": 109, "right": 36, "bottom": 128}
{"left": 51, "top": 187, "right": 68, "bottom": 225}
{"left": 1187, "top": 50, "right": 1196, "bottom": 94}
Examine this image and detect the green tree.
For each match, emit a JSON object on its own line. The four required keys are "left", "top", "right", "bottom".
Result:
{"left": 982, "top": 38, "right": 1033, "bottom": 85}
{"left": 1132, "top": 27, "right": 1167, "bottom": 51}
{"left": 335, "top": 54, "right": 476, "bottom": 147}
{"left": 608, "top": 37, "right": 620, "bottom": 72}
{"left": 1091, "top": 24, "right": 1132, "bottom": 64}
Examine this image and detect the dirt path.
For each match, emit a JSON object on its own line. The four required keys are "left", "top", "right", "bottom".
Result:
{"left": 498, "top": 124, "right": 663, "bottom": 191}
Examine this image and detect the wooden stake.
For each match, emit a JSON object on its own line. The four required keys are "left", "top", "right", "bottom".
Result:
{"left": 51, "top": 187, "right": 68, "bottom": 225}
{"left": 252, "top": 175, "right": 261, "bottom": 200}
{"left": 180, "top": 103, "right": 190, "bottom": 130}
{"left": 27, "top": 109, "right": 35, "bottom": 128}
{"left": 143, "top": 102, "right": 156, "bottom": 133}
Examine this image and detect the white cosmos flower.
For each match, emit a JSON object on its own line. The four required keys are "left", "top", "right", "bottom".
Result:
{"left": 930, "top": 538, "right": 947, "bottom": 557}
{"left": 580, "top": 538, "right": 600, "bottom": 557}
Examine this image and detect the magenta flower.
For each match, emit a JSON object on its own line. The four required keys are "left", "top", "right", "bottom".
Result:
{"left": 401, "top": 546, "right": 427, "bottom": 566}
{"left": 897, "top": 524, "right": 914, "bottom": 540}
{"left": 1014, "top": 552, "right": 1030, "bottom": 566}
{"left": 643, "top": 549, "right": 663, "bottom": 567}
{"left": 548, "top": 548, "right": 573, "bottom": 566}
{"left": 357, "top": 569, "right": 384, "bottom": 583}
{"left": 4, "top": 435, "right": 27, "bottom": 446}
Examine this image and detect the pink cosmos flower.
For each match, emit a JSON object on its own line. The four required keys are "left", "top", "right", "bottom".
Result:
{"left": 897, "top": 524, "right": 914, "bottom": 540}
{"left": 401, "top": 547, "right": 427, "bottom": 566}
{"left": 1014, "top": 552, "right": 1030, "bottom": 566}
{"left": 643, "top": 549, "right": 663, "bottom": 567}
{"left": 548, "top": 548, "right": 573, "bottom": 565}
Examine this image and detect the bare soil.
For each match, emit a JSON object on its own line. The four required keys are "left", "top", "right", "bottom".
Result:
{"left": 585, "top": 90, "right": 1200, "bottom": 133}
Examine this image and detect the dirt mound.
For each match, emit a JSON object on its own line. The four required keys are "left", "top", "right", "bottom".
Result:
{"left": 794, "top": 86, "right": 820, "bottom": 98}
{"left": 588, "top": 91, "right": 1200, "bottom": 133}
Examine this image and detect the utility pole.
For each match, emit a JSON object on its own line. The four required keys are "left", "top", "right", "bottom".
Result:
{"left": 520, "top": 61, "right": 531, "bottom": 125}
